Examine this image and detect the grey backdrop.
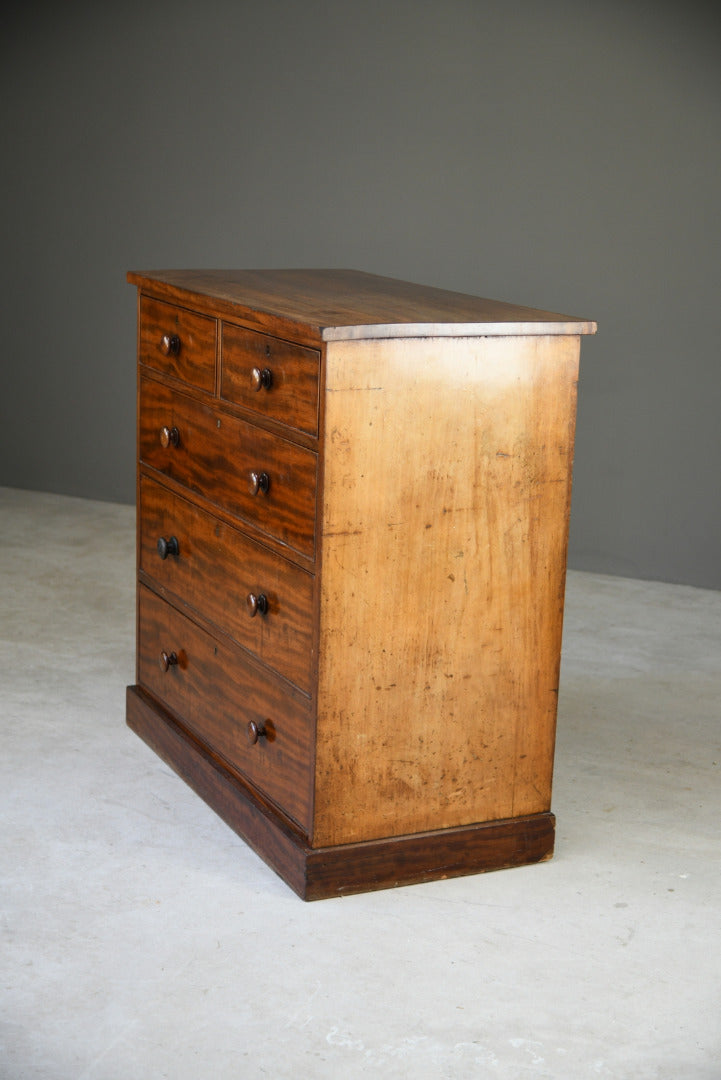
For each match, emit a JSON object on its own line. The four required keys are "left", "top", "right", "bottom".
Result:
{"left": 2, "top": 0, "right": 720, "bottom": 589}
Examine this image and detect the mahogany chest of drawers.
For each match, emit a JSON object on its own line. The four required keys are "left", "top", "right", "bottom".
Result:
{"left": 126, "top": 268, "right": 596, "bottom": 899}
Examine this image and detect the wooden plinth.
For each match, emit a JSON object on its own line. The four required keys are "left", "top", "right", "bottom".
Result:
{"left": 127, "top": 685, "right": 555, "bottom": 901}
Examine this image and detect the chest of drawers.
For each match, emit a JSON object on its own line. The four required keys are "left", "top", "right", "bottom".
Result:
{"left": 126, "top": 269, "right": 596, "bottom": 899}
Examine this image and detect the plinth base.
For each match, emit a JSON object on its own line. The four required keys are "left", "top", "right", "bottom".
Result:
{"left": 127, "top": 685, "right": 555, "bottom": 901}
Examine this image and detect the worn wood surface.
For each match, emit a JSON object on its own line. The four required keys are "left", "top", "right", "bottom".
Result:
{"left": 129, "top": 269, "right": 597, "bottom": 341}
{"left": 139, "top": 295, "right": 217, "bottom": 391}
{"left": 128, "top": 683, "right": 554, "bottom": 900}
{"left": 128, "top": 269, "right": 594, "bottom": 897}
{"left": 139, "top": 375, "right": 318, "bottom": 559}
{"left": 221, "top": 322, "right": 320, "bottom": 437}
{"left": 127, "top": 684, "right": 313, "bottom": 893}
{"left": 137, "top": 584, "right": 314, "bottom": 829}
{"left": 303, "top": 812, "right": 555, "bottom": 900}
{"left": 313, "top": 334, "right": 580, "bottom": 846}
{"left": 139, "top": 474, "right": 315, "bottom": 691}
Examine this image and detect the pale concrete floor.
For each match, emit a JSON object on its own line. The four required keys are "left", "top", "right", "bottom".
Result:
{"left": 1, "top": 485, "right": 719, "bottom": 1080}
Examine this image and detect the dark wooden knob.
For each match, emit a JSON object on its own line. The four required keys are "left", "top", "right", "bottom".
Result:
{"left": 160, "top": 333, "right": 180, "bottom": 357}
{"left": 247, "top": 719, "right": 267, "bottom": 745}
{"left": 246, "top": 592, "right": 268, "bottom": 617}
{"left": 160, "top": 426, "right": 179, "bottom": 448}
{"left": 248, "top": 470, "right": 270, "bottom": 496}
{"left": 250, "top": 366, "right": 273, "bottom": 392}
{"left": 159, "top": 650, "right": 178, "bottom": 672}
{"left": 157, "top": 536, "right": 179, "bottom": 560}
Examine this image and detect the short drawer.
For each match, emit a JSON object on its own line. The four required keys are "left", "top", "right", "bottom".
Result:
{"left": 140, "top": 297, "right": 216, "bottom": 391}
{"left": 139, "top": 377, "right": 317, "bottom": 559}
{"left": 221, "top": 324, "right": 320, "bottom": 437}
{"left": 137, "top": 584, "right": 313, "bottom": 830}
{"left": 139, "top": 476, "right": 314, "bottom": 692}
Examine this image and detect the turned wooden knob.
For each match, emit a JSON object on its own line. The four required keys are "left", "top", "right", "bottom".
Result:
{"left": 157, "top": 536, "right": 179, "bottom": 560}
{"left": 160, "top": 333, "right": 180, "bottom": 357}
{"left": 159, "top": 650, "right": 178, "bottom": 672}
{"left": 250, "top": 366, "right": 273, "bottom": 392}
{"left": 248, "top": 470, "right": 270, "bottom": 496}
{"left": 247, "top": 719, "right": 267, "bottom": 745}
{"left": 246, "top": 592, "right": 268, "bottom": 617}
{"left": 160, "top": 425, "right": 179, "bottom": 448}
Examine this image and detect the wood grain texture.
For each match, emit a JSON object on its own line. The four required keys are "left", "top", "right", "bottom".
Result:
{"left": 127, "top": 683, "right": 553, "bottom": 901}
{"left": 303, "top": 812, "right": 555, "bottom": 899}
{"left": 313, "top": 334, "right": 580, "bottom": 846}
{"left": 128, "top": 270, "right": 594, "bottom": 897}
{"left": 140, "top": 295, "right": 217, "bottom": 391}
{"left": 139, "top": 474, "right": 315, "bottom": 691}
{"left": 139, "top": 375, "right": 318, "bottom": 559}
{"left": 128, "top": 269, "right": 597, "bottom": 340}
{"left": 221, "top": 322, "right": 320, "bottom": 437}
{"left": 127, "top": 684, "right": 312, "bottom": 894}
{"left": 137, "top": 584, "right": 314, "bottom": 829}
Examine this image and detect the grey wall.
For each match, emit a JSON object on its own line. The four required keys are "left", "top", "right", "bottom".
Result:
{"left": 2, "top": 0, "right": 720, "bottom": 589}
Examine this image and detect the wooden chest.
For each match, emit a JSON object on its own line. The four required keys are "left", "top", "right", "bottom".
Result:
{"left": 126, "top": 268, "right": 596, "bottom": 899}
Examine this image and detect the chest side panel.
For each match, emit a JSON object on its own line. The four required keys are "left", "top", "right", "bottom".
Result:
{"left": 313, "top": 335, "right": 580, "bottom": 846}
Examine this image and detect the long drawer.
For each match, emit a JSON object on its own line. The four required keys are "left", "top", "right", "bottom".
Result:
{"left": 139, "top": 475, "right": 314, "bottom": 692}
{"left": 139, "top": 376, "right": 318, "bottom": 558}
{"left": 137, "top": 584, "right": 314, "bottom": 830}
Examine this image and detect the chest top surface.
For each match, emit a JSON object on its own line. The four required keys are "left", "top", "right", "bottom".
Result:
{"left": 127, "top": 268, "right": 596, "bottom": 343}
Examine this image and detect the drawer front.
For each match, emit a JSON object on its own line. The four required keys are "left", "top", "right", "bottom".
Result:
{"left": 140, "top": 297, "right": 216, "bottom": 391}
{"left": 138, "top": 585, "right": 313, "bottom": 829}
{"left": 139, "top": 377, "right": 317, "bottom": 559}
{"left": 139, "top": 476, "right": 314, "bottom": 692}
{"left": 221, "top": 323, "right": 320, "bottom": 437}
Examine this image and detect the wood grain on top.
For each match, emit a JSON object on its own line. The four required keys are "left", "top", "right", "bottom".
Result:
{"left": 127, "top": 268, "right": 597, "bottom": 340}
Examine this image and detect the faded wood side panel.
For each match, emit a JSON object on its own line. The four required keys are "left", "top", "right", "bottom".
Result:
{"left": 313, "top": 335, "right": 580, "bottom": 846}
